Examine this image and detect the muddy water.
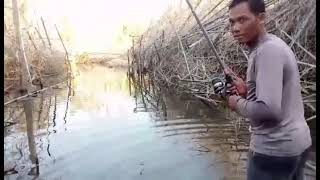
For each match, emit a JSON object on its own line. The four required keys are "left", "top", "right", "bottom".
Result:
{"left": 4, "top": 64, "right": 315, "bottom": 180}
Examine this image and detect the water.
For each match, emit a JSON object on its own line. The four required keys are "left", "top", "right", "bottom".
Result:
{"left": 4, "top": 64, "right": 315, "bottom": 180}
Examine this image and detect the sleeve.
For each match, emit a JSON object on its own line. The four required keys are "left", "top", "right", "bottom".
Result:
{"left": 234, "top": 43, "right": 284, "bottom": 124}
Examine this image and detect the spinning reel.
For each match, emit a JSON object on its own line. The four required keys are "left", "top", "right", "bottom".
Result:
{"left": 212, "top": 76, "right": 233, "bottom": 98}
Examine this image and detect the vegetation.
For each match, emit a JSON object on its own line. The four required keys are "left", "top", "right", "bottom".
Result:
{"left": 4, "top": 0, "right": 71, "bottom": 99}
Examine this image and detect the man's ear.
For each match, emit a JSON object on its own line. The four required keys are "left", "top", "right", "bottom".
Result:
{"left": 257, "top": 12, "right": 266, "bottom": 24}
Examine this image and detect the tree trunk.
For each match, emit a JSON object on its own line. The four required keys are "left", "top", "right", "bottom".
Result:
{"left": 12, "top": 0, "right": 39, "bottom": 174}
{"left": 12, "top": 0, "right": 32, "bottom": 87}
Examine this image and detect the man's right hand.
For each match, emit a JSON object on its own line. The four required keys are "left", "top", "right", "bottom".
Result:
{"left": 224, "top": 68, "right": 247, "bottom": 98}
{"left": 231, "top": 76, "right": 247, "bottom": 97}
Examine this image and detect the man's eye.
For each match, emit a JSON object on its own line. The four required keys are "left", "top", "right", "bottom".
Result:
{"left": 239, "top": 18, "right": 246, "bottom": 23}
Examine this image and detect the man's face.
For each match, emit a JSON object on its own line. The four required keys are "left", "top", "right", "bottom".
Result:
{"left": 229, "top": 2, "right": 262, "bottom": 44}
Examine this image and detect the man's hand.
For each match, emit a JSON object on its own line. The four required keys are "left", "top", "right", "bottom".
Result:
{"left": 228, "top": 95, "right": 241, "bottom": 111}
{"left": 224, "top": 68, "right": 247, "bottom": 97}
{"left": 231, "top": 76, "right": 247, "bottom": 97}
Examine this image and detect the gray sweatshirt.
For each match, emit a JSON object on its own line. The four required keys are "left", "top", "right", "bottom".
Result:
{"left": 235, "top": 33, "right": 311, "bottom": 157}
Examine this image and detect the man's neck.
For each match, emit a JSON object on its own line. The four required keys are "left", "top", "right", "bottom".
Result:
{"left": 246, "top": 30, "right": 267, "bottom": 49}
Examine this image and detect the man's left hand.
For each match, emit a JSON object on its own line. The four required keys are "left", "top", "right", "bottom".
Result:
{"left": 228, "top": 95, "right": 240, "bottom": 111}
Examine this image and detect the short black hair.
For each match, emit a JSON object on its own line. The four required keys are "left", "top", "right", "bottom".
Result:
{"left": 229, "top": 0, "right": 266, "bottom": 15}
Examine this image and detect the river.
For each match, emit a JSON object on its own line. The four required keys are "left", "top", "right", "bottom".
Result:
{"left": 4, "top": 64, "right": 316, "bottom": 180}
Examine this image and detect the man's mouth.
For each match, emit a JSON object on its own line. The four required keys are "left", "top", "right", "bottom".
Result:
{"left": 233, "top": 34, "right": 243, "bottom": 39}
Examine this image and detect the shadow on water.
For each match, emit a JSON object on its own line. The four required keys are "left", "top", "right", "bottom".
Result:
{"left": 4, "top": 64, "right": 316, "bottom": 180}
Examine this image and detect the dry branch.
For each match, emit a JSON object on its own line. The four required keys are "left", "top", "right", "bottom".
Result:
{"left": 4, "top": 81, "right": 66, "bottom": 106}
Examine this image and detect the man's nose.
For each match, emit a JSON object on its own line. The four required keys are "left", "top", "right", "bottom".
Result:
{"left": 232, "top": 23, "right": 241, "bottom": 33}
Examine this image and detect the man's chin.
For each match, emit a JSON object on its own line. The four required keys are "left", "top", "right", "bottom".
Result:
{"left": 236, "top": 39, "right": 247, "bottom": 45}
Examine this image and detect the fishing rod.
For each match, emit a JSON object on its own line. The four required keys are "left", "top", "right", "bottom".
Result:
{"left": 185, "top": 0, "right": 237, "bottom": 97}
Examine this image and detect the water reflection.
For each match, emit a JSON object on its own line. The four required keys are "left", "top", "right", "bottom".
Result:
{"left": 4, "top": 64, "right": 316, "bottom": 180}
{"left": 130, "top": 73, "right": 251, "bottom": 179}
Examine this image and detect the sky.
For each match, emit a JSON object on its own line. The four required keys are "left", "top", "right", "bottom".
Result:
{"left": 23, "top": 0, "right": 180, "bottom": 54}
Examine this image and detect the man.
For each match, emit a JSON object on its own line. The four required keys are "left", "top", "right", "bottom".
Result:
{"left": 226, "top": 0, "right": 312, "bottom": 179}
